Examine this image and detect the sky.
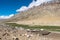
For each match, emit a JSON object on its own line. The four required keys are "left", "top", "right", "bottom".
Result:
{"left": 0, "top": 0, "right": 52, "bottom": 19}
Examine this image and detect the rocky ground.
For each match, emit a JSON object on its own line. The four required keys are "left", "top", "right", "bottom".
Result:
{"left": 0, "top": 24, "right": 60, "bottom": 40}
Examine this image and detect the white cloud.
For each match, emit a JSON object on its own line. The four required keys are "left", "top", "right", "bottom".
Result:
{"left": 16, "top": 6, "right": 28, "bottom": 12}
{"left": 0, "top": 14, "right": 14, "bottom": 19}
{"left": 16, "top": 0, "right": 52, "bottom": 12}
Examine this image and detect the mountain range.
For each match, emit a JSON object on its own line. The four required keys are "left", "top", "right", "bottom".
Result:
{"left": 2, "top": 0, "right": 60, "bottom": 26}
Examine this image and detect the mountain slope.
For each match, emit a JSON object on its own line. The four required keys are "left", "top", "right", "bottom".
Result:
{"left": 8, "top": 0, "right": 60, "bottom": 26}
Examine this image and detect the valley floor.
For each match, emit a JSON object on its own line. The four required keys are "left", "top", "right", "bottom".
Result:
{"left": 0, "top": 24, "right": 60, "bottom": 40}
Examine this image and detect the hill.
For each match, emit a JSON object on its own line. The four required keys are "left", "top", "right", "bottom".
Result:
{"left": 7, "top": 0, "right": 60, "bottom": 26}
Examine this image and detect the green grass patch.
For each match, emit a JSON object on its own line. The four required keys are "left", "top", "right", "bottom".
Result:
{"left": 5, "top": 23, "right": 60, "bottom": 32}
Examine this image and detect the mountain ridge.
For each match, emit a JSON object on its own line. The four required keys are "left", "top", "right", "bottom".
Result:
{"left": 5, "top": 0, "right": 60, "bottom": 26}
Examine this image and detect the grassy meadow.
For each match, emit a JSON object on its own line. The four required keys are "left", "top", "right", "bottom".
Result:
{"left": 5, "top": 23, "right": 60, "bottom": 32}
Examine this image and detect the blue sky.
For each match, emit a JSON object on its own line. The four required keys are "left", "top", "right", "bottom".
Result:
{"left": 0, "top": 0, "right": 32, "bottom": 16}
{"left": 0, "top": 0, "right": 52, "bottom": 19}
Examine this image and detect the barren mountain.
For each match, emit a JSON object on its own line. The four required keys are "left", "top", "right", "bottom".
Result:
{"left": 0, "top": 0, "right": 60, "bottom": 40}
{"left": 8, "top": 0, "right": 60, "bottom": 26}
